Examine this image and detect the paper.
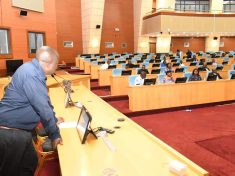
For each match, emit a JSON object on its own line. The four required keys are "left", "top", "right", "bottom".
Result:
{"left": 58, "top": 121, "right": 77, "bottom": 129}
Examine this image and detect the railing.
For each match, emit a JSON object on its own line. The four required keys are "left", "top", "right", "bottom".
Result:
{"left": 146, "top": 8, "right": 235, "bottom": 16}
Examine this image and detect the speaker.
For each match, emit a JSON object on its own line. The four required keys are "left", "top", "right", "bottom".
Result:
{"left": 20, "top": 10, "right": 27, "bottom": 16}
{"left": 96, "top": 25, "right": 101, "bottom": 29}
{"left": 213, "top": 37, "right": 218, "bottom": 40}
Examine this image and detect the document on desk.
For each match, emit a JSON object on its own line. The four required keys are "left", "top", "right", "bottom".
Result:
{"left": 59, "top": 121, "right": 77, "bottom": 129}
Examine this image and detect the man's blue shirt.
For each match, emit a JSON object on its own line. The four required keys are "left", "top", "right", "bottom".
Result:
{"left": 0, "top": 59, "right": 60, "bottom": 140}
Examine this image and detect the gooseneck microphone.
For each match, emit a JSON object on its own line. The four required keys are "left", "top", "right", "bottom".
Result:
{"left": 51, "top": 74, "right": 66, "bottom": 92}
{"left": 51, "top": 73, "right": 74, "bottom": 93}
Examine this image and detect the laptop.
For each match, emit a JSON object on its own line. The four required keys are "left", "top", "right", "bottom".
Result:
{"left": 175, "top": 77, "right": 187, "bottom": 83}
{"left": 121, "top": 70, "right": 132, "bottom": 76}
{"left": 175, "top": 68, "right": 184, "bottom": 73}
{"left": 190, "top": 62, "right": 197, "bottom": 66}
{"left": 231, "top": 74, "right": 235, "bottom": 79}
{"left": 152, "top": 63, "right": 160, "bottom": 67}
{"left": 151, "top": 69, "right": 160, "bottom": 74}
{"left": 207, "top": 74, "right": 217, "bottom": 81}
{"left": 108, "top": 65, "right": 117, "bottom": 69}
{"left": 173, "top": 63, "right": 180, "bottom": 67}
{"left": 143, "top": 78, "right": 156, "bottom": 85}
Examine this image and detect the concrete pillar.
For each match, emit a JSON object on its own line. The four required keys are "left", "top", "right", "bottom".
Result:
{"left": 134, "top": 0, "right": 152, "bottom": 53}
{"left": 205, "top": 35, "right": 220, "bottom": 52}
{"left": 81, "top": 0, "right": 105, "bottom": 54}
{"left": 156, "top": 34, "right": 171, "bottom": 53}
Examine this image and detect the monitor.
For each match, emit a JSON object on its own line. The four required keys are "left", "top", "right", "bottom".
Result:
{"left": 198, "top": 67, "right": 207, "bottom": 72}
{"left": 222, "top": 61, "right": 228, "bottom": 65}
{"left": 149, "top": 59, "right": 154, "bottom": 63}
{"left": 175, "top": 77, "right": 187, "bottom": 83}
{"left": 121, "top": 70, "right": 132, "bottom": 76}
{"left": 175, "top": 68, "right": 184, "bottom": 73}
{"left": 216, "top": 66, "right": 223, "bottom": 71}
{"left": 6, "top": 59, "right": 23, "bottom": 76}
{"left": 190, "top": 62, "right": 197, "bottom": 66}
{"left": 207, "top": 74, "right": 217, "bottom": 81}
{"left": 132, "top": 64, "right": 139, "bottom": 68}
{"left": 76, "top": 106, "right": 93, "bottom": 144}
{"left": 137, "top": 60, "right": 143, "bottom": 63}
{"left": 143, "top": 78, "right": 156, "bottom": 85}
{"left": 155, "top": 59, "right": 161, "bottom": 63}
{"left": 90, "top": 59, "right": 97, "bottom": 62}
{"left": 207, "top": 62, "right": 212, "bottom": 65}
{"left": 173, "top": 63, "right": 180, "bottom": 67}
{"left": 231, "top": 74, "right": 235, "bottom": 79}
{"left": 98, "top": 61, "right": 105, "bottom": 65}
{"left": 151, "top": 69, "right": 160, "bottom": 74}
{"left": 108, "top": 65, "right": 116, "bottom": 69}
{"left": 171, "top": 59, "right": 177, "bottom": 63}
{"left": 152, "top": 63, "right": 160, "bottom": 67}
{"left": 118, "top": 61, "right": 126, "bottom": 64}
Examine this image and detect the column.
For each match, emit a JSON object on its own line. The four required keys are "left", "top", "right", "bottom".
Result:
{"left": 156, "top": 34, "right": 171, "bottom": 53}
{"left": 205, "top": 35, "right": 220, "bottom": 52}
{"left": 156, "top": 0, "right": 176, "bottom": 10}
{"left": 210, "top": 0, "right": 223, "bottom": 14}
{"left": 134, "top": 0, "right": 152, "bottom": 53}
{"left": 81, "top": 0, "right": 105, "bottom": 54}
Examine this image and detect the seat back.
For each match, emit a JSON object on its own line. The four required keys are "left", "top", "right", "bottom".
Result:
{"left": 112, "top": 68, "right": 123, "bottom": 76}
{"left": 129, "top": 75, "right": 138, "bottom": 86}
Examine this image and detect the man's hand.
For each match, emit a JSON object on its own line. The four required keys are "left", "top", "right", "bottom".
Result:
{"left": 52, "top": 138, "right": 63, "bottom": 150}
{"left": 56, "top": 117, "right": 64, "bottom": 125}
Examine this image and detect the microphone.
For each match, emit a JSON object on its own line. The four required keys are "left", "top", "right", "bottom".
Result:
{"left": 52, "top": 74, "right": 74, "bottom": 93}
{"left": 51, "top": 74, "right": 66, "bottom": 92}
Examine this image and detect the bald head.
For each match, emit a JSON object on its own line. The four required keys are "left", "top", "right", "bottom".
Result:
{"left": 36, "top": 46, "right": 59, "bottom": 75}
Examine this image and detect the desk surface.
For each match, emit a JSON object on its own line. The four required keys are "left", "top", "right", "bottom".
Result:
{"left": 50, "top": 86, "right": 208, "bottom": 176}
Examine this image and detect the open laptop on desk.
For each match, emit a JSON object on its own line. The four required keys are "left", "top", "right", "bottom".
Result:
{"left": 144, "top": 78, "right": 156, "bottom": 85}
{"left": 121, "top": 70, "right": 132, "bottom": 76}
{"left": 175, "top": 77, "right": 187, "bottom": 83}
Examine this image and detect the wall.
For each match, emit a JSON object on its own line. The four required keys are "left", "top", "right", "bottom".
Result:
{"left": 55, "top": 0, "right": 83, "bottom": 64}
{"left": 220, "top": 37, "right": 235, "bottom": 52}
{"left": 171, "top": 37, "right": 206, "bottom": 53}
{"left": 100, "top": 0, "right": 134, "bottom": 54}
{"left": 0, "top": 0, "right": 57, "bottom": 76}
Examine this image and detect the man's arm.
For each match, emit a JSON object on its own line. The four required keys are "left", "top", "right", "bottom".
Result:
{"left": 22, "top": 76, "right": 61, "bottom": 141}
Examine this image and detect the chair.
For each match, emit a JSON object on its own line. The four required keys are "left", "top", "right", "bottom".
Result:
{"left": 232, "top": 64, "right": 235, "bottom": 70}
{"left": 91, "top": 61, "right": 98, "bottom": 65}
{"left": 33, "top": 129, "right": 58, "bottom": 176}
{"left": 112, "top": 68, "right": 123, "bottom": 76}
{"left": 129, "top": 75, "right": 138, "bottom": 86}
{"left": 205, "top": 71, "right": 212, "bottom": 81}
{"left": 181, "top": 66, "right": 188, "bottom": 72}
{"left": 184, "top": 72, "right": 192, "bottom": 82}
{"left": 111, "top": 60, "right": 118, "bottom": 65}
{"left": 228, "top": 70, "right": 235, "bottom": 79}
{"left": 157, "top": 74, "right": 165, "bottom": 84}
{"left": 160, "top": 67, "right": 166, "bottom": 74}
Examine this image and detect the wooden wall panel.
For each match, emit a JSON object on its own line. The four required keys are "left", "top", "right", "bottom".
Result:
{"left": 220, "top": 37, "right": 235, "bottom": 52}
{"left": 0, "top": 0, "right": 57, "bottom": 75}
{"left": 55, "top": 0, "right": 83, "bottom": 64}
{"left": 171, "top": 37, "right": 206, "bottom": 53}
{"left": 100, "top": 0, "right": 134, "bottom": 54}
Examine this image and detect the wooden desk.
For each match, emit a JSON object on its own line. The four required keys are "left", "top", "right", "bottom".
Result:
{"left": 129, "top": 79, "right": 235, "bottom": 111}
{"left": 47, "top": 74, "right": 91, "bottom": 89}
{"left": 0, "top": 77, "right": 10, "bottom": 100}
{"left": 49, "top": 86, "right": 208, "bottom": 176}
{"left": 110, "top": 73, "right": 184, "bottom": 96}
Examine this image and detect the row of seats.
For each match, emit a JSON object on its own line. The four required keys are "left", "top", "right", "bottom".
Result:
{"left": 128, "top": 70, "right": 235, "bottom": 86}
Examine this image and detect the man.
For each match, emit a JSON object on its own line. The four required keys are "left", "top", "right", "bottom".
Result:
{"left": 125, "top": 60, "right": 135, "bottom": 69}
{"left": 163, "top": 71, "right": 175, "bottom": 83}
{"left": 134, "top": 70, "right": 147, "bottom": 85}
{"left": 137, "top": 65, "right": 149, "bottom": 74}
{"left": 100, "top": 59, "right": 111, "bottom": 69}
{"left": 208, "top": 68, "right": 223, "bottom": 79}
{"left": 176, "top": 49, "right": 183, "bottom": 58}
{"left": 0, "top": 46, "right": 63, "bottom": 176}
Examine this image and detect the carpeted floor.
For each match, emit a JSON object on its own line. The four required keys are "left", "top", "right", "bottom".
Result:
{"left": 132, "top": 104, "right": 235, "bottom": 176}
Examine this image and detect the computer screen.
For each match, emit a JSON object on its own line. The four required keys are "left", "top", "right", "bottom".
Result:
{"left": 175, "top": 68, "right": 184, "bottom": 73}
{"left": 231, "top": 74, "right": 235, "bottom": 80}
{"left": 121, "top": 70, "right": 132, "bottom": 76}
{"left": 76, "top": 106, "right": 92, "bottom": 144}
{"left": 6, "top": 59, "right": 23, "bottom": 76}
{"left": 175, "top": 77, "right": 187, "bottom": 83}
{"left": 207, "top": 74, "right": 217, "bottom": 81}
{"left": 144, "top": 78, "right": 156, "bottom": 85}
{"left": 151, "top": 69, "right": 160, "bottom": 74}
{"left": 108, "top": 65, "right": 116, "bottom": 69}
